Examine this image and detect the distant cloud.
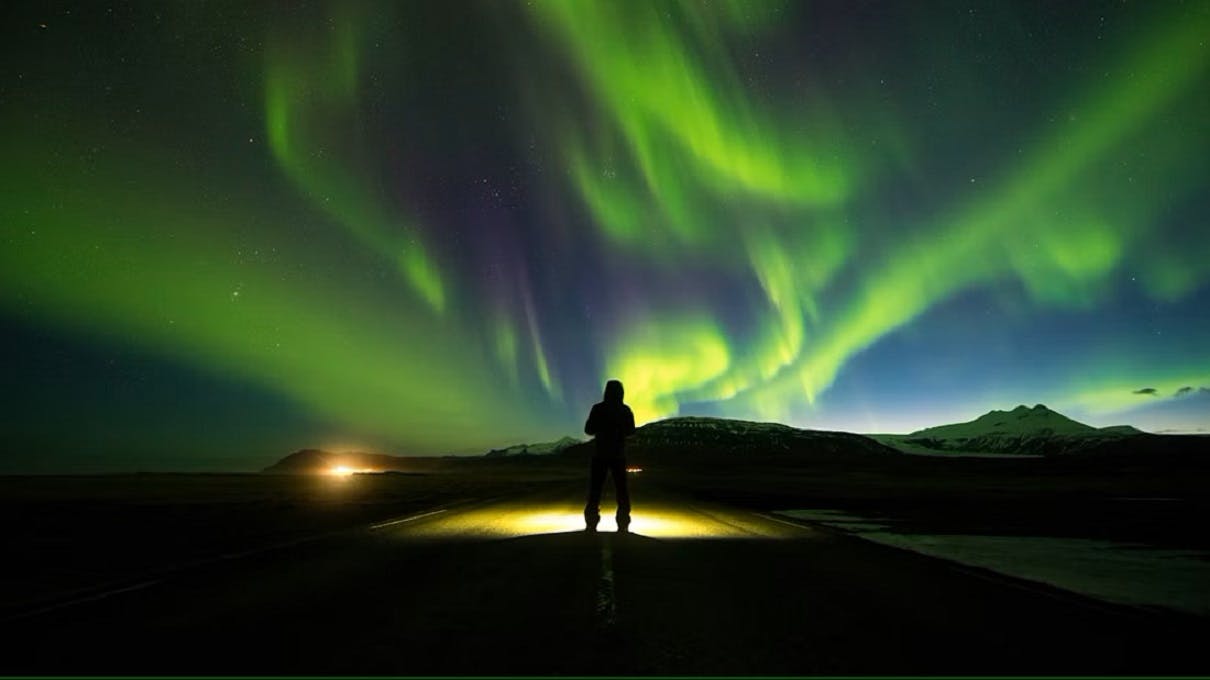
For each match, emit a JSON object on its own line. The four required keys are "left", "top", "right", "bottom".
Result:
{"left": 1175, "top": 386, "right": 1194, "bottom": 397}
{"left": 1133, "top": 387, "right": 1158, "bottom": 396}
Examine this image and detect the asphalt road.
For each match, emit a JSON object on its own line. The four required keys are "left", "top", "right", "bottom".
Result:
{"left": 3, "top": 481, "right": 1206, "bottom": 675}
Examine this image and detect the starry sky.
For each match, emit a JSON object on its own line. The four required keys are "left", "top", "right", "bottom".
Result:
{"left": 2, "top": 1, "right": 1208, "bottom": 471}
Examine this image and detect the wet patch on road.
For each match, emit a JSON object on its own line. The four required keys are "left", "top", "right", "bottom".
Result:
{"left": 777, "top": 508, "right": 1210, "bottom": 616}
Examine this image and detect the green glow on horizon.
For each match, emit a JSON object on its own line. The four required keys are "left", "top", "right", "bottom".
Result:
{"left": 1063, "top": 374, "right": 1210, "bottom": 417}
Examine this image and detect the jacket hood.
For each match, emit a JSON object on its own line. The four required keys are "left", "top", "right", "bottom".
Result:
{"left": 603, "top": 380, "right": 624, "bottom": 403}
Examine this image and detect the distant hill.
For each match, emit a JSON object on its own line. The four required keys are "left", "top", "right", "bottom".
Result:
{"left": 264, "top": 436, "right": 584, "bottom": 473}
{"left": 877, "top": 404, "right": 1148, "bottom": 456}
{"left": 262, "top": 449, "right": 419, "bottom": 474}
{"left": 264, "top": 418, "right": 899, "bottom": 473}
{"left": 911, "top": 404, "right": 1097, "bottom": 438}
{"left": 1097, "top": 424, "right": 1145, "bottom": 435}
{"left": 485, "top": 436, "right": 581, "bottom": 458}
{"left": 594, "top": 416, "right": 901, "bottom": 463}
{"left": 264, "top": 409, "right": 1166, "bottom": 473}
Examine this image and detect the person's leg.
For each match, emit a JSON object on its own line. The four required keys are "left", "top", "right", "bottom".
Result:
{"left": 584, "top": 457, "right": 606, "bottom": 531}
{"left": 611, "top": 457, "right": 631, "bottom": 532}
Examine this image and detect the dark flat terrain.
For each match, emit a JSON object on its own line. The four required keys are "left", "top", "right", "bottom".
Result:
{"left": 2, "top": 469, "right": 1208, "bottom": 675}
{"left": 0, "top": 469, "right": 576, "bottom": 610}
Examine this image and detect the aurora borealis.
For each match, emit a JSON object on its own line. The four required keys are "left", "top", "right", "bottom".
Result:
{"left": 2, "top": 1, "right": 1208, "bottom": 471}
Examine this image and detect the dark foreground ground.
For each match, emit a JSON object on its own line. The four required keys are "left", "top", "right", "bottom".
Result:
{"left": 2, "top": 457, "right": 1208, "bottom": 675}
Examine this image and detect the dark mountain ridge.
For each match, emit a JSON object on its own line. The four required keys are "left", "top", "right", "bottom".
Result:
{"left": 615, "top": 416, "right": 899, "bottom": 462}
{"left": 883, "top": 404, "right": 1149, "bottom": 456}
{"left": 263, "top": 417, "right": 899, "bottom": 473}
{"left": 263, "top": 409, "right": 1183, "bottom": 473}
{"left": 485, "top": 436, "right": 581, "bottom": 458}
{"left": 264, "top": 435, "right": 584, "bottom": 473}
{"left": 262, "top": 448, "right": 431, "bottom": 474}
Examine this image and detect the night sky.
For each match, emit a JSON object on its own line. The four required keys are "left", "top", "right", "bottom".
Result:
{"left": 2, "top": 1, "right": 1208, "bottom": 472}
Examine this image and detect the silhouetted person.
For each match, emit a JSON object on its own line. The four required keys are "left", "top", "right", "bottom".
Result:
{"left": 584, "top": 379, "right": 636, "bottom": 533}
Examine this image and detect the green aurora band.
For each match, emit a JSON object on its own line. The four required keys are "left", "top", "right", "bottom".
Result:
{"left": 2, "top": 1, "right": 1208, "bottom": 461}
{"left": 0, "top": 120, "right": 560, "bottom": 451}
{"left": 528, "top": 0, "right": 1210, "bottom": 423}
{"left": 264, "top": 6, "right": 447, "bottom": 312}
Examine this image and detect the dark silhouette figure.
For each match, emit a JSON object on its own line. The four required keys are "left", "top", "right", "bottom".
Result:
{"left": 584, "top": 379, "right": 636, "bottom": 533}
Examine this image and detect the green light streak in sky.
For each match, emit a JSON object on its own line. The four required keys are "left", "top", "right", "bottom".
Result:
{"left": 670, "top": 221, "right": 850, "bottom": 413}
{"left": 751, "top": 6, "right": 1210, "bottom": 412}
{"left": 538, "top": 1, "right": 1209, "bottom": 423}
{"left": 531, "top": 0, "right": 868, "bottom": 415}
{"left": 0, "top": 135, "right": 549, "bottom": 452}
{"left": 524, "top": 299, "right": 559, "bottom": 399}
{"left": 493, "top": 313, "right": 521, "bottom": 388}
{"left": 747, "top": 229, "right": 806, "bottom": 378}
{"left": 555, "top": 3, "right": 1208, "bottom": 421}
{"left": 531, "top": 0, "right": 854, "bottom": 222}
{"left": 264, "top": 8, "right": 446, "bottom": 312}
{"left": 605, "top": 314, "right": 730, "bottom": 424}
{"left": 3, "top": 0, "right": 1207, "bottom": 456}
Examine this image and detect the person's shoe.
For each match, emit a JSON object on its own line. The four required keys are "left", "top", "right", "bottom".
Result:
{"left": 585, "top": 524, "right": 597, "bottom": 533}
{"left": 617, "top": 519, "right": 630, "bottom": 534}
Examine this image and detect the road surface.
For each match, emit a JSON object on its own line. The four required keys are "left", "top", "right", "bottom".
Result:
{"left": 3, "top": 481, "right": 1205, "bottom": 675}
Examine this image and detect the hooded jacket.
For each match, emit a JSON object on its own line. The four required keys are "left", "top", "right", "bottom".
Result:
{"left": 584, "top": 380, "right": 636, "bottom": 459}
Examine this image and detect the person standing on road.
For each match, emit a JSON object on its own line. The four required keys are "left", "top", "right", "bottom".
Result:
{"left": 583, "top": 379, "right": 636, "bottom": 533}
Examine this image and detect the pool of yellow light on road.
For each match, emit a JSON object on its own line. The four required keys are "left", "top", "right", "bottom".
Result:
{"left": 400, "top": 500, "right": 761, "bottom": 539}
